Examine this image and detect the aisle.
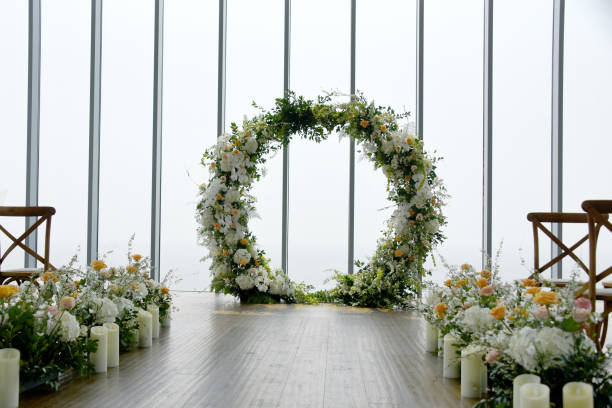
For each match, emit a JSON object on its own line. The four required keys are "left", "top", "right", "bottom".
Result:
{"left": 21, "top": 292, "right": 475, "bottom": 408}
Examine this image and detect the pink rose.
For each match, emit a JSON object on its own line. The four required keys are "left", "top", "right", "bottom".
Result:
{"left": 573, "top": 308, "right": 590, "bottom": 322}
{"left": 60, "top": 296, "right": 76, "bottom": 310}
{"left": 46, "top": 305, "right": 60, "bottom": 316}
{"left": 534, "top": 306, "right": 549, "bottom": 321}
{"left": 575, "top": 297, "right": 592, "bottom": 312}
{"left": 480, "top": 285, "right": 495, "bottom": 296}
{"left": 485, "top": 349, "right": 499, "bottom": 364}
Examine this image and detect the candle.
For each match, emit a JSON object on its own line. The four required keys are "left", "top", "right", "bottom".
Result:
{"left": 90, "top": 326, "right": 108, "bottom": 373}
{"left": 161, "top": 309, "right": 171, "bottom": 328}
{"left": 520, "top": 383, "right": 549, "bottom": 408}
{"left": 147, "top": 304, "right": 160, "bottom": 339}
{"left": 563, "top": 382, "right": 593, "bottom": 408}
{"left": 0, "top": 348, "right": 20, "bottom": 408}
{"left": 513, "top": 374, "right": 540, "bottom": 408}
{"left": 138, "top": 309, "right": 153, "bottom": 348}
{"left": 103, "top": 322, "right": 120, "bottom": 368}
{"left": 461, "top": 348, "right": 487, "bottom": 398}
{"left": 442, "top": 333, "right": 460, "bottom": 378}
{"left": 425, "top": 322, "right": 438, "bottom": 353}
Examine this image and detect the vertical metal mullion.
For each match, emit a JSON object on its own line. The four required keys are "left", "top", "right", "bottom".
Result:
{"left": 482, "top": 0, "right": 493, "bottom": 268}
{"left": 347, "top": 0, "right": 356, "bottom": 275}
{"left": 25, "top": 0, "right": 41, "bottom": 268}
{"left": 415, "top": 0, "right": 424, "bottom": 140}
{"left": 217, "top": 0, "right": 227, "bottom": 138}
{"left": 281, "top": 0, "right": 291, "bottom": 274}
{"left": 87, "top": 0, "right": 102, "bottom": 264}
{"left": 150, "top": 0, "right": 164, "bottom": 281}
{"left": 551, "top": 0, "right": 565, "bottom": 280}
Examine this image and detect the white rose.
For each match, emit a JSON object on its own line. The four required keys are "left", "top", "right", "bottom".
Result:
{"left": 225, "top": 189, "right": 240, "bottom": 203}
{"left": 235, "top": 274, "right": 255, "bottom": 290}
{"left": 233, "top": 248, "right": 251, "bottom": 266}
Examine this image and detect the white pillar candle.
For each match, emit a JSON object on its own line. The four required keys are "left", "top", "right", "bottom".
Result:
{"left": 425, "top": 322, "right": 438, "bottom": 353}
{"left": 461, "top": 349, "right": 487, "bottom": 398}
{"left": 90, "top": 326, "right": 108, "bottom": 373}
{"left": 138, "top": 309, "right": 153, "bottom": 348}
{"left": 161, "top": 309, "right": 171, "bottom": 328}
{"left": 0, "top": 348, "right": 20, "bottom": 408}
{"left": 103, "top": 322, "right": 120, "bottom": 368}
{"left": 520, "top": 383, "right": 549, "bottom": 408}
{"left": 513, "top": 374, "right": 540, "bottom": 408}
{"left": 147, "top": 304, "right": 160, "bottom": 339}
{"left": 563, "top": 382, "right": 593, "bottom": 408}
{"left": 438, "top": 333, "right": 444, "bottom": 357}
{"left": 442, "top": 333, "right": 460, "bottom": 379}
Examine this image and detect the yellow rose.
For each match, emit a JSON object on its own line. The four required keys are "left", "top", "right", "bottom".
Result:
{"left": 444, "top": 279, "right": 452, "bottom": 288}
{"left": 0, "top": 285, "right": 19, "bottom": 298}
{"left": 533, "top": 291, "right": 560, "bottom": 306}
{"left": 161, "top": 286, "right": 170, "bottom": 295}
{"left": 490, "top": 305, "right": 506, "bottom": 320}
{"left": 476, "top": 278, "right": 488, "bottom": 288}
{"left": 41, "top": 271, "right": 59, "bottom": 283}
{"left": 455, "top": 279, "right": 467, "bottom": 288}
{"left": 132, "top": 254, "right": 143, "bottom": 262}
{"left": 91, "top": 260, "right": 107, "bottom": 270}
{"left": 521, "top": 278, "right": 537, "bottom": 288}
{"left": 239, "top": 259, "right": 248, "bottom": 266}
{"left": 380, "top": 124, "right": 387, "bottom": 132}
{"left": 461, "top": 263, "right": 470, "bottom": 271}
{"left": 240, "top": 238, "right": 248, "bottom": 245}
{"left": 434, "top": 302, "right": 448, "bottom": 318}
{"left": 480, "top": 269, "right": 491, "bottom": 279}
{"left": 394, "top": 249, "right": 403, "bottom": 257}
{"left": 360, "top": 119, "right": 370, "bottom": 128}
{"left": 524, "top": 286, "right": 541, "bottom": 296}
{"left": 210, "top": 162, "right": 216, "bottom": 169}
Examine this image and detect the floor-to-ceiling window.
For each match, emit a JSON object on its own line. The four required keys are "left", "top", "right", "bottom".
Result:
{"left": 98, "top": 0, "right": 154, "bottom": 265}
{"left": 0, "top": 1, "right": 29, "bottom": 269}
{"left": 491, "top": 0, "right": 552, "bottom": 281}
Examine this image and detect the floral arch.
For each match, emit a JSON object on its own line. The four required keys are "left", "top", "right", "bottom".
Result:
{"left": 197, "top": 93, "right": 446, "bottom": 306}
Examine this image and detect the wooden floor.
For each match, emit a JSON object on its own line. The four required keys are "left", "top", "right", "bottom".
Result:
{"left": 21, "top": 292, "right": 476, "bottom": 408}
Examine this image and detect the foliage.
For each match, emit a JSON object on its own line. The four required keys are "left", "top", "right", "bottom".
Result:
{"left": 197, "top": 91, "right": 446, "bottom": 306}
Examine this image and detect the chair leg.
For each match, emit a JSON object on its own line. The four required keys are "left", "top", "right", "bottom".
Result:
{"left": 599, "top": 301, "right": 611, "bottom": 348}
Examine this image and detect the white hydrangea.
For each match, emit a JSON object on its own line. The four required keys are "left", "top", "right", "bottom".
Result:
{"left": 233, "top": 248, "right": 251, "bottom": 265}
{"left": 235, "top": 274, "right": 255, "bottom": 290}
{"left": 533, "top": 327, "right": 574, "bottom": 369}
{"left": 94, "top": 297, "right": 119, "bottom": 324}
{"left": 48, "top": 311, "right": 81, "bottom": 342}
{"left": 507, "top": 327, "right": 539, "bottom": 371}
{"left": 213, "top": 263, "right": 230, "bottom": 278}
{"left": 245, "top": 138, "right": 258, "bottom": 154}
{"left": 225, "top": 189, "right": 241, "bottom": 203}
{"left": 463, "top": 306, "right": 495, "bottom": 333}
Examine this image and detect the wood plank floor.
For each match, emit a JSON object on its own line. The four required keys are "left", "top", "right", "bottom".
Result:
{"left": 21, "top": 292, "right": 477, "bottom": 408}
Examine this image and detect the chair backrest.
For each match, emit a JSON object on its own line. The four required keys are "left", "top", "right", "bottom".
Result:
{"left": 580, "top": 200, "right": 612, "bottom": 300}
{"left": 0, "top": 206, "right": 56, "bottom": 271}
{"left": 526, "top": 212, "right": 591, "bottom": 280}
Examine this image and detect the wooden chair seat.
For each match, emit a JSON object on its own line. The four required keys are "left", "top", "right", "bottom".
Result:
{"left": 0, "top": 269, "right": 43, "bottom": 285}
{"left": 604, "top": 282, "right": 612, "bottom": 289}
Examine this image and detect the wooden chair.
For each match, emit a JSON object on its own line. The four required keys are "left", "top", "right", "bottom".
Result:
{"left": 526, "top": 212, "right": 593, "bottom": 286}
{"left": 580, "top": 200, "right": 612, "bottom": 348}
{"left": 0, "top": 206, "right": 56, "bottom": 285}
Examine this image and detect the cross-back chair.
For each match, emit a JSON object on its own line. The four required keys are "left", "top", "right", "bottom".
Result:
{"left": 0, "top": 206, "right": 56, "bottom": 285}
{"left": 580, "top": 200, "right": 612, "bottom": 348}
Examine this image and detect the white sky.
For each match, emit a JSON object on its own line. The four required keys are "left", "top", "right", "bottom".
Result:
{"left": 0, "top": 0, "right": 611, "bottom": 291}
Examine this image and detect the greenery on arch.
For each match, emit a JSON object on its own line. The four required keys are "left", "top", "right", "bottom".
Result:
{"left": 196, "top": 92, "right": 447, "bottom": 307}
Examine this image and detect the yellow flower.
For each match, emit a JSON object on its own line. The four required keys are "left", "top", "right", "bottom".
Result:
{"left": 434, "top": 302, "right": 448, "bottom": 318}
{"left": 255, "top": 259, "right": 260, "bottom": 266}
{"left": 455, "top": 279, "right": 467, "bottom": 288}
{"left": 533, "top": 291, "right": 560, "bottom": 306}
{"left": 521, "top": 278, "right": 537, "bottom": 288}
{"left": 72, "top": 291, "right": 79, "bottom": 299}
{"left": 461, "top": 263, "right": 470, "bottom": 271}
{"left": 480, "top": 269, "right": 491, "bottom": 279}
{"left": 239, "top": 259, "right": 248, "bottom": 266}
{"left": 126, "top": 265, "right": 137, "bottom": 274}
{"left": 490, "top": 305, "right": 506, "bottom": 320}
{"left": 213, "top": 222, "right": 221, "bottom": 230}
{"left": 524, "top": 286, "right": 541, "bottom": 296}
{"left": 232, "top": 149, "right": 239, "bottom": 155}
{"left": 395, "top": 236, "right": 402, "bottom": 242}
{"left": 91, "top": 260, "right": 107, "bottom": 270}
{"left": 240, "top": 238, "right": 249, "bottom": 245}
{"left": 210, "top": 162, "right": 216, "bottom": 169}
{"left": 161, "top": 286, "right": 170, "bottom": 295}
{"left": 380, "top": 124, "right": 387, "bottom": 132}
{"left": 132, "top": 254, "right": 143, "bottom": 262}
{"left": 394, "top": 249, "right": 403, "bottom": 257}
{"left": 41, "top": 271, "right": 59, "bottom": 283}
{"left": 360, "top": 119, "right": 370, "bottom": 128}
{"left": 444, "top": 279, "right": 452, "bottom": 288}
{"left": 0, "top": 285, "right": 19, "bottom": 298}
{"left": 408, "top": 255, "right": 414, "bottom": 261}
{"left": 216, "top": 193, "right": 222, "bottom": 200}
{"left": 406, "top": 136, "right": 414, "bottom": 144}
{"left": 476, "top": 278, "right": 488, "bottom": 288}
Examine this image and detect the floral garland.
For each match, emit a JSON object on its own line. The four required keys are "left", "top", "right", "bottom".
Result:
{"left": 421, "top": 261, "right": 612, "bottom": 406}
{"left": 197, "top": 92, "right": 446, "bottom": 306}
{"left": 0, "top": 241, "right": 175, "bottom": 389}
